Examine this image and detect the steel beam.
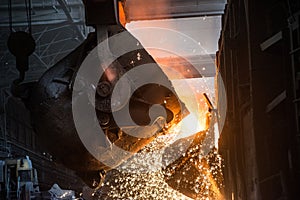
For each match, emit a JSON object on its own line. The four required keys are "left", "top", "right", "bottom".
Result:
{"left": 125, "top": 0, "right": 226, "bottom": 21}
{"left": 0, "top": 19, "right": 84, "bottom": 27}
{"left": 57, "top": 0, "right": 85, "bottom": 40}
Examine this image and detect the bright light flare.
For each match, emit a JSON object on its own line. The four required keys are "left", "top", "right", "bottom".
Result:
{"left": 168, "top": 78, "right": 214, "bottom": 139}
{"left": 170, "top": 112, "right": 205, "bottom": 139}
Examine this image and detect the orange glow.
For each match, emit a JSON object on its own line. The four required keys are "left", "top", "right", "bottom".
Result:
{"left": 170, "top": 77, "right": 210, "bottom": 137}
{"left": 162, "top": 78, "right": 210, "bottom": 140}
{"left": 118, "top": 1, "right": 126, "bottom": 27}
{"left": 168, "top": 113, "right": 204, "bottom": 138}
{"left": 124, "top": 0, "right": 170, "bottom": 23}
{"left": 199, "top": 160, "right": 225, "bottom": 200}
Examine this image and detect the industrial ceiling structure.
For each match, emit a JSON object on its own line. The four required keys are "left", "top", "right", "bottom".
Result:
{"left": 0, "top": 0, "right": 88, "bottom": 87}
{"left": 125, "top": 0, "right": 226, "bottom": 21}
{"left": 0, "top": 0, "right": 225, "bottom": 87}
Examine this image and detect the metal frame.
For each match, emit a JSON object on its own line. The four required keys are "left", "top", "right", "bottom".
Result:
{"left": 0, "top": 0, "right": 91, "bottom": 85}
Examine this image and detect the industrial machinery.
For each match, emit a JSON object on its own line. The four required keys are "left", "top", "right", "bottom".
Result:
{"left": 7, "top": 0, "right": 186, "bottom": 190}
{"left": 0, "top": 156, "right": 39, "bottom": 199}
{"left": 7, "top": 0, "right": 221, "bottom": 199}
{"left": 0, "top": 156, "right": 78, "bottom": 200}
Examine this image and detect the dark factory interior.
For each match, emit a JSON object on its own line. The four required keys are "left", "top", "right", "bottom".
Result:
{"left": 0, "top": 0, "right": 300, "bottom": 199}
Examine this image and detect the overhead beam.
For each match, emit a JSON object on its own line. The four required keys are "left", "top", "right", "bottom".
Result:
{"left": 56, "top": 0, "right": 85, "bottom": 40}
{"left": 0, "top": 20, "right": 84, "bottom": 27}
{"left": 125, "top": 0, "right": 226, "bottom": 21}
{"left": 0, "top": 2, "right": 82, "bottom": 10}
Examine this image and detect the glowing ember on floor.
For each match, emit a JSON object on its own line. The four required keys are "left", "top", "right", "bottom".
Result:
{"left": 95, "top": 128, "right": 224, "bottom": 199}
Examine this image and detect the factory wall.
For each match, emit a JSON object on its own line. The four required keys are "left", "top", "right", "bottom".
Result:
{"left": 218, "top": 0, "right": 300, "bottom": 199}
{"left": 0, "top": 0, "right": 92, "bottom": 191}
{"left": 0, "top": 0, "right": 89, "bottom": 190}
{"left": 0, "top": 91, "right": 85, "bottom": 191}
